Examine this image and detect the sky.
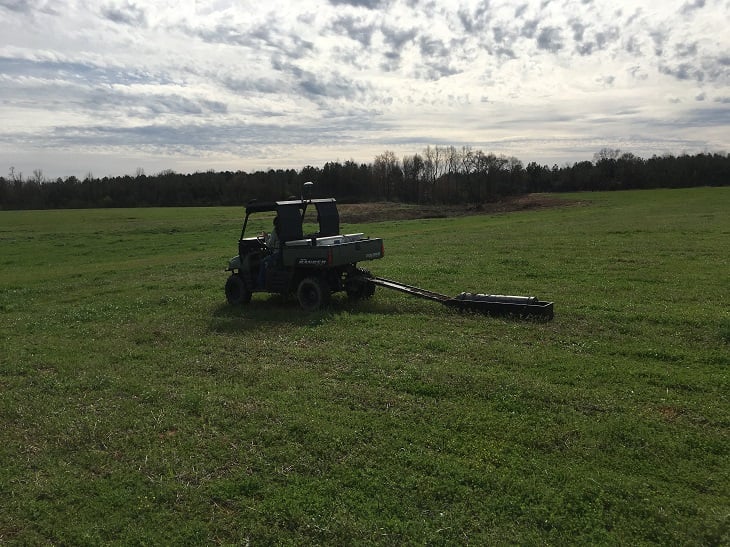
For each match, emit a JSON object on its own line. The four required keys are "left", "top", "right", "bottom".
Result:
{"left": 1, "top": 0, "right": 728, "bottom": 180}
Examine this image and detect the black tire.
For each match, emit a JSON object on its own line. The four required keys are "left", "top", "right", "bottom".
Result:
{"left": 364, "top": 279, "right": 376, "bottom": 298}
{"left": 346, "top": 269, "right": 376, "bottom": 300}
{"left": 297, "top": 276, "right": 330, "bottom": 311}
{"left": 225, "top": 274, "right": 252, "bottom": 305}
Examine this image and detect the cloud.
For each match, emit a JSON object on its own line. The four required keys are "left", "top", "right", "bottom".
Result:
{"left": 675, "top": 42, "right": 698, "bottom": 57}
{"left": 101, "top": 2, "right": 146, "bottom": 27}
{"left": 419, "top": 36, "right": 448, "bottom": 58}
{"left": 570, "top": 20, "right": 586, "bottom": 42}
{"left": 416, "top": 36, "right": 462, "bottom": 80}
{"left": 650, "top": 29, "right": 669, "bottom": 56}
{"left": 659, "top": 62, "right": 704, "bottom": 82}
{"left": 598, "top": 75, "right": 615, "bottom": 86}
{"left": 0, "top": 0, "right": 728, "bottom": 178}
{"left": 182, "top": 20, "right": 315, "bottom": 60}
{"left": 521, "top": 19, "right": 539, "bottom": 39}
{"left": 0, "top": 0, "right": 32, "bottom": 13}
{"left": 537, "top": 27, "right": 564, "bottom": 52}
{"left": 572, "top": 23, "right": 620, "bottom": 56}
{"left": 123, "top": 94, "right": 228, "bottom": 119}
{"left": 680, "top": 0, "right": 705, "bottom": 14}
{"left": 594, "top": 27, "right": 619, "bottom": 49}
{"left": 0, "top": 55, "right": 169, "bottom": 87}
{"left": 457, "top": 1, "right": 492, "bottom": 34}
{"left": 328, "top": 0, "right": 388, "bottom": 9}
{"left": 625, "top": 37, "right": 642, "bottom": 56}
{"left": 487, "top": 22, "right": 518, "bottom": 58}
{"left": 270, "top": 57, "right": 373, "bottom": 102}
{"left": 492, "top": 24, "right": 511, "bottom": 44}
{"left": 627, "top": 65, "right": 648, "bottom": 80}
{"left": 330, "top": 15, "right": 376, "bottom": 47}
{"left": 381, "top": 24, "right": 417, "bottom": 51}
{"left": 219, "top": 75, "right": 281, "bottom": 95}
{"left": 0, "top": 0, "right": 59, "bottom": 18}
{"left": 671, "top": 105, "right": 730, "bottom": 127}
{"left": 379, "top": 25, "right": 417, "bottom": 71}
{"left": 14, "top": 111, "right": 388, "bottom": 155}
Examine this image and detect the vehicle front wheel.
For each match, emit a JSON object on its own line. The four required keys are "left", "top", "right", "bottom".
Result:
{"left": 297, "top": 276, "right": 330, "bottom": 311}
{"left": 225, "top": 274, "right": 252, "bottom": 305}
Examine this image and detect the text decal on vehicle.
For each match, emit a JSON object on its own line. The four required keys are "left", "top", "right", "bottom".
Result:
{"left": 297, "top": 258, "right": 328, "bottom": 266}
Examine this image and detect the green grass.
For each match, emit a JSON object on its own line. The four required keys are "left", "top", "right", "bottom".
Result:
{"left": 1, "top": 188, "right": 728, "bottom": 545}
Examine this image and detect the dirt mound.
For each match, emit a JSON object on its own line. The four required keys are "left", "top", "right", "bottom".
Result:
{"left": 338, "top": 194, "right": 583, "bottom": 223}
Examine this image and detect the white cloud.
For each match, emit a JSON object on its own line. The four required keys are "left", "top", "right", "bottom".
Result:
{"left": 0, "top": 0, "right": 728, "bottom": 178}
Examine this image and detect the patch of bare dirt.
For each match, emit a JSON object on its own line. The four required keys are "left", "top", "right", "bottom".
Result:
{"left": 337, "top": 194, "right": 586, "bottom": 223}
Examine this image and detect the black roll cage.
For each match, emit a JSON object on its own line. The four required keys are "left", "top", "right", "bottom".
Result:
{"left": 239, "top": 198, "right": 340, "bottom": 244}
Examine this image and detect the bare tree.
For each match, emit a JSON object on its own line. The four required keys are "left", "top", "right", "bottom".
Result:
{"left": 372, "top": 150, "right": 401, "bottom": 201}
{"left": 8, "top": 166, "right": 23, "bottom": 184}
{"left": 444, "top": 145, "right": 461, "bottom": 201}
{"left": 32, "top": 169, "right": 45, "bottom": 184}
{"left": 460, "top": 146, "right": 479, "bottom": 201}
{"left": 402, "top": 153, "right": 424, "bottom": 202}
{"left": 446, "top": 146, "right": 460, "bottom": 174}
{"left": 422, "top": 145, "right": 444, "bottom": 202}
{"left": 593, "top": 148, "right": 621, "bottom": 163}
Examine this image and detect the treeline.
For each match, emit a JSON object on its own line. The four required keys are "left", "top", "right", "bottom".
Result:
{"left": 1, "top": 147, "right": 728, "bottom": 210}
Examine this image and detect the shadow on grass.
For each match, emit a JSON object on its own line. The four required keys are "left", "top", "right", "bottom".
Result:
{"left": 208, "top": 292, "right": 540, "bottom": 334}
{"left": 208, "top": 294, "right": 406, "bottom": 334}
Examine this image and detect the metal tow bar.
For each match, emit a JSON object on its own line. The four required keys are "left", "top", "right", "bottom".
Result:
{"left": 369, "top": 276, "right": 554, "bottom": 320}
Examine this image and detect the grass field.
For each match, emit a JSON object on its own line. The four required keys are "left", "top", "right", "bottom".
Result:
{"left": 1, "top": 188, "right": 728, "bottom": 545}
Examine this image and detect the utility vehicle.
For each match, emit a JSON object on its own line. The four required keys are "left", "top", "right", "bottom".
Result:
{"left": 225, "top": 195, "right": 383, "bottom": 311}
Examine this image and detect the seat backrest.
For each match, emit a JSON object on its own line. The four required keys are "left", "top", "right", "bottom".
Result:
{"left": 315, "top": 201, "right": 340, "bottom": 237}
{"left": 276, "top": 203, "right": 304, "bottom": 243}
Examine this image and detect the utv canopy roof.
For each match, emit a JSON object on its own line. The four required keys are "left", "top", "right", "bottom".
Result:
{"left": 244, "top": 198, "right": 336, "bottom": 214}
{"left": 242, "top": 198, "right": 340, "bottom": 242}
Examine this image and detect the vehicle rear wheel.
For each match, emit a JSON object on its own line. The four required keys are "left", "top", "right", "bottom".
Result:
{"left": 345, "top": 268, "right": 375, "bottom": 300}
{"left": 297, "top": 276, "right": 330, "bottom": 311}
{"left": 225, "top": 274, "right": 252, "bottom": 305}
{"left": 364, "top": 279, "right": 376, "bottom": 298}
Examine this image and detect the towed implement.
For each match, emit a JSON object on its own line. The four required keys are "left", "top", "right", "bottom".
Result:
{"left": 368, "top": 277, "right": 554, "bottom": 320}
{"left": 225, "top": 190, "right": 553, "bottom": 320}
